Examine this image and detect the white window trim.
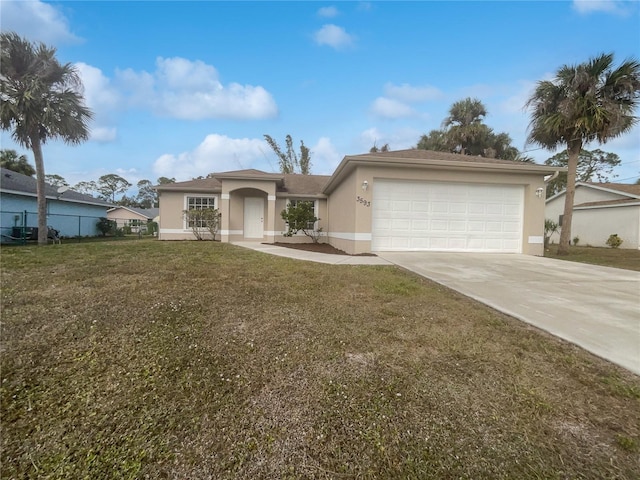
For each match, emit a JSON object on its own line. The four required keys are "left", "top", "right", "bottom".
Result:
{"left": 284, "top": 198, "right": 319, "bottom": 234}
{"left": 183, "top": 194, "right": 218, "bottom": 230}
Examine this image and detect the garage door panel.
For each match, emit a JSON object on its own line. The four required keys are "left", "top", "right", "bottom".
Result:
{"left": 372, "top": 180, "right": 523, "bottom": 253}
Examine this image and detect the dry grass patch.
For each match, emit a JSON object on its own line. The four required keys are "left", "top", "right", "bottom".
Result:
{"left": 545, "top": 244, "right": 640, "bottom": 271}
{"left": 1, "top": 240, "right": 639, "bottom": 479}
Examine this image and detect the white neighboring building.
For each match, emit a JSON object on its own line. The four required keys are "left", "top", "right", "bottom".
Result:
{"left": 545, "top": 182, "right": 640, "bottom": 249}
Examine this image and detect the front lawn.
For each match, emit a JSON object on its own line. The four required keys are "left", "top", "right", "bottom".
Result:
{"left": 2, "top": 241, "right": 639, "bottom": 479}
{"left": 545, "top": 244, "right": 640, "bottom": 271}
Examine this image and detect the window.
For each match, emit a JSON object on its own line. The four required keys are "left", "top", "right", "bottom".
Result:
{"left": 287, "top": 199, "right": 317, "bottom": 230}
{"left": 558, "top": 214, "right": 563, "bottom": 227}
{"left": 185, "top": 196, "right": 217, "bottom": 228}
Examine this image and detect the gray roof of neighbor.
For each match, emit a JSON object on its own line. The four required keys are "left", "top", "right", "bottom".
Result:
{"left": 0, "top": 168, "right": 113, "bottom": 207}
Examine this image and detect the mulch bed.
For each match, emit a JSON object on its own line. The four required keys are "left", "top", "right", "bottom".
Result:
{"left": 268, "top": 242, "right": 376, "bottom": 256}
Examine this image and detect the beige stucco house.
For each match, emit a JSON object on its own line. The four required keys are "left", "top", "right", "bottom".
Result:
{"left": 157, "top": 149, "right": 559, "bottom": 255}
{"left": 107, "top": 206, "right": 159, "bottom": 232}
{"left": 545, "top": 182, "right": 640, "bottom": 249}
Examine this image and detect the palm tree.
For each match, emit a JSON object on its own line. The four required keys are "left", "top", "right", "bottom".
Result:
{"left": 443, "top": 97, "right": 488, "bottom": 155}
{"left": 0, "top": 149, "right": 35, "bottom": 176}
{"left": 526, "top": 53, "right": 640, "bottom": 254}
{"left": 1, "top": 32, "right": 92, "bottom": 245}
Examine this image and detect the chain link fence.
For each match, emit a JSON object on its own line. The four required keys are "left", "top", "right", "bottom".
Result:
{"left": 1, "top": 210, "right": 157, "bottom": 245}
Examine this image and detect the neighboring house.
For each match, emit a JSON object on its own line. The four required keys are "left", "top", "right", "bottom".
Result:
{"left": 107, "top": 206, "right": 159, "bottom": 232}
{"left": 0, "top": 167, "right": 113, "bottom": 240}
{"left": 157, "top": 149, "right": 559, "bottom": 255}
{"left": 545, "top": 182, "right": 640, "bottom": 249}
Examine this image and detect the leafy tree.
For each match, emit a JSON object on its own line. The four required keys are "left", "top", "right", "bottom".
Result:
{"left": 0, "top": 32, "right": 92, "bottom": 245}
{"left": 157, "top": 176, "right": 176, "bottom": 185}
{"left": 526, "top": 53, "right": 640, "bottom": 254}
{"left": 0, "top": 149, "right": 35, "bottom": 176}
{"left": 544, "top": 149, "right": 621, "bottom": 197}
{"left": 45, "top": 174, "right": 68, "bottom": 188}
{"left": 264, "top": 134, "right": 311, "bottom": 174}
{"left": 281, "top": 201, "right": 322, "bottom": 243}
{"left": 416, "top": 98, "right": 522, "bottom": 160}
{"left": 96, "top": 174, "right": 131, "bottom": 203}
{"left": 369, "top": 143, "right": 390, "bottom": 153}
{"left": 443, "top": 97, "right": 488, "bottom": 155}
{"left": 96, "top": 217, "right": 116, "bottom": 237}
{"left": 183, "top": 208, "right": 221, "bottom": 240}
{"left": 417, "top": 129, "right": 448, "bottom": 152}
{"left": 73, "top": 180, "right": 97, "bottom": 196}
{"left": 136, "top": 179, "right": 157, "bottom": 208}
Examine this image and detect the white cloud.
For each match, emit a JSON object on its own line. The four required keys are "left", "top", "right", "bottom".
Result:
{"left": 310, "top": 137, "right": 343, "bottom": 174}
{"left": 572, "top": 0, "right": 633, "bottom": 15}
{"left": 1, "top": 0, "right": 81, "bottom": 45}
{"left": 370, "top": 97, "right": 417, "bottom": 119}
{"left": 153, "top": 134, "right": 269, "bottom": 181}
{"left": 116, "top": 57, "right": 278, "bottom": 120}
{"left": 90, "top": 127, "right": 117, "bottom": 143}
{"left": 314, "top": 24, "right": 355, "bottom": 50}
{"left": 318, "top": 6, "right": 339, "bottom": 18}
{"left": 384, "top": 83, "right": 443, "bottom": 103}
{"left": 75, "top": 63, "right": 121, "bottom": 143}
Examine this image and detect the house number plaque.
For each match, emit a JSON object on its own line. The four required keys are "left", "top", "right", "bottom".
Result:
{"left": 356, "top": 195, "right": 371, "bottom": 207}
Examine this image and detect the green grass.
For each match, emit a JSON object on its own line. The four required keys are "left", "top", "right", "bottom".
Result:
{"left": 544, "top": 244, "right": 640, "bottom": 271}
{"left": 2, "top": 240, "right": 639, "bottom": 479}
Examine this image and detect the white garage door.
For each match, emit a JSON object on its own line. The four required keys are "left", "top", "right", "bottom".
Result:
{"left": 372, "top": 180, "right": 524, "bottom": 252}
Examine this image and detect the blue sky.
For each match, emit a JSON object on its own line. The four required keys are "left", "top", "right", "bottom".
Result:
{"left": 2, "top": 0, "right": 640, "bottom": 189}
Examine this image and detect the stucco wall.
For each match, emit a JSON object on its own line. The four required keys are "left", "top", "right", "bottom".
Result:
{"left": 327, "top": 166, "right": 547, "bottom": 255}
{"left": 158, "top": 190, "right": 220, "bottom": 240}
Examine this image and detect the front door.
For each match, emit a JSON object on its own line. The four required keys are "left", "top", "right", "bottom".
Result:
{"left": 244, "top": 197, "right": 264, "bottom": 239}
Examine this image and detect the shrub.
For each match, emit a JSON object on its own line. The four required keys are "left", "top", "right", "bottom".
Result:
{"left": 183, "top": 208, "right": 221, "bottom": 241}
{"left": 572, "top": 236, "right": 580, "bottom": 246}
{"left": 606, "top": 234, "right": 623, "bottom": 249}
{"left": 281, "top": 201, "right": 322, "bottom": 243}
{"left": 544, "top": 219, "right": 559, "bottom": 249}
{"left": 96, "top": 217, "right": 116, "bottom": 236}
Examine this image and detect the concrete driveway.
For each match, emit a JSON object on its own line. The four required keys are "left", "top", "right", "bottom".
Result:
{"left": 378, "top": 252, "right": 640, "bottom": 376}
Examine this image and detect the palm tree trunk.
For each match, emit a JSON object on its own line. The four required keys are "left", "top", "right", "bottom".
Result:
{"left": 557, "top": 142, "right": 581, "bottom": 255}
{"left": 30, "top": 134, "right": 48, "bottom": 246}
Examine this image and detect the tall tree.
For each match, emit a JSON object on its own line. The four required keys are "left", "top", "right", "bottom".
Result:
{"left": 526, "top": 53, "right": 640, "bottom": 254}
{"left": 544, "top": 149, "right": 621, "bottom": 197}
{"left": 96, "top": 174, "right": 131, "bottom": 203}
{"left": 416, "top": 98, "right": 523, "bottom": 160}
{"left": 443, "top": 97, "right": 487, "bottom": 155}
{"left": 369, "top": 142, "right": 390, "bottom": 153}
{"left": 264, "top": 134, "right": 311, "bottom": 174}
{"left": 157, "top": 176, "right": 176, "bottom": 185}
{"left": 73, "top": 180, "right": 97, "bottom": 196}
{"left": 0, "top": 32, "right": 93, "bottom": 245}
{"left": 0, "top": 148, "right": 35, "bottom": 176}
{"left": 136, "top": 179, "right": 157, "bottom": 208}
{"left": 45, "top": 174, "right": 68, "bottom": 188}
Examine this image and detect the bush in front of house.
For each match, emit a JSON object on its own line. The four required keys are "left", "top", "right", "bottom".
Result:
{"left": 606, "top": 234, "right": 623, "bottom": 248}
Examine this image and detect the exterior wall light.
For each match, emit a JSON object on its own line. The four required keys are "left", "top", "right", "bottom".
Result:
{"left": 362, "top": 180, "right": 369, "bottom": 191}
{"left": 536, "top": 187, "right": 544, "bottom": 198}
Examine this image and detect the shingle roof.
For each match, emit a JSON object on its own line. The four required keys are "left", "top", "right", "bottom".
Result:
{"left": 0, "top": 168, "right": 113, "bottom": 207}
{"left": 351, "top": 148, "right": 539, "bottom": 166}
{"left": 154, "top": 171, "right": 330, "bottom": 196}
{"left": 108, "top": 206, "right": 160, "bottom": 218}
{"left": 583, "top": 182, "right": 640, "bottom": 197}
{"left": 279, "top": 174, "right": 331, "bottom": 195}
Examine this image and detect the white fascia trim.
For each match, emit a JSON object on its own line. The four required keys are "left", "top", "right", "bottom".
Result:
{"left": 221, "top": 193, "right": 230, "bottom": 200}
{"left": 328, "top": 232, "right": 372, "bottom": 241}
{"left": 160, "top": 228, "right": 193, "bottom": 234}
{"left": 575, "top": 202, "right": 640, "bottom": 210}
{"left": 221, "top": 230, "right": 243, "bottom": 235}
{"left": 268, "top": 195, "right": 276, "bottom": 201}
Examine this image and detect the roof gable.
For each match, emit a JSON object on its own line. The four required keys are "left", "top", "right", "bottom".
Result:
{"left": 325, "top": 149, "right": 561, "bottom": 194}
